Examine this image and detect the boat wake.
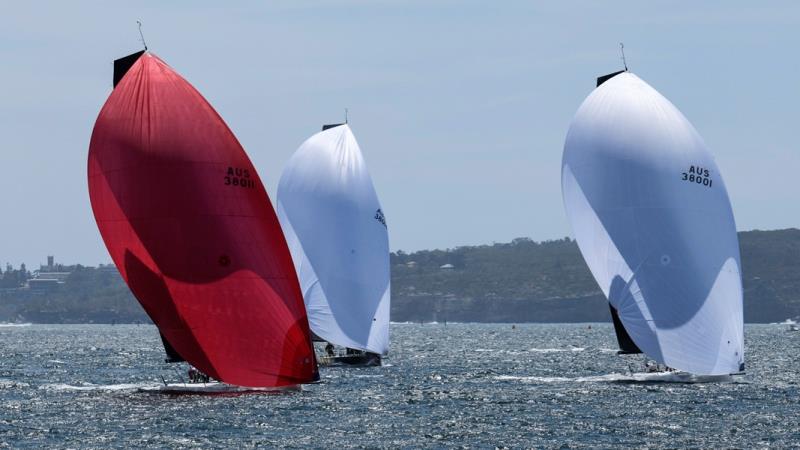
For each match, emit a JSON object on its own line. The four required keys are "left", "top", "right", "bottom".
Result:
{"left": 40, "top": 382, "right": 160, "bottom": 392}
{"left": 0, "top": 379, "right": 30, "bottom": 389}
{"left": 496, "top": 371, "right": 740, "bottom": 384}
{"left": 40, "top": 381, "right": 301, "bottom": 395}
{"left": 528, "top": 347, "right": 586, "bottom": 353}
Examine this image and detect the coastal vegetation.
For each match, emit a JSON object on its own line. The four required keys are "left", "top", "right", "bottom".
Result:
{"left": 2, "top": 229, "right": 798, "bottom": 323}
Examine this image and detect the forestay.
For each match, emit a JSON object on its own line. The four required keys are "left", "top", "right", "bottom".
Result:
{"left": 277, "top": 124, "right": 390, "bottom": 355}
{"left": 561, "top": 72, "right": 744, "bottom": 375}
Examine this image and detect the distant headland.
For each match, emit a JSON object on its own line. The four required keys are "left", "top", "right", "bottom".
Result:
{"left": 1, "top": 229, "right": 798, "bottom": 324}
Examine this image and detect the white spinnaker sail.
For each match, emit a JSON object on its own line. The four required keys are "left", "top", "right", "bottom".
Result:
{"left": 561, "top": 72, "right": 744, "bottom": 375}
{"left": 277, "top": 124, "right": 390, "bottom": 355}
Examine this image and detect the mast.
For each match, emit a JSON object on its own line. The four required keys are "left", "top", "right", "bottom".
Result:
{"left": 112, "top": 22, "right": 148, "bottom": 88}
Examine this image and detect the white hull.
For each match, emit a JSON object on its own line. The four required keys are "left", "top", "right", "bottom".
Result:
{"left": 496, "top": 371, "right": 742, "bottom": 385}
{"left": 614, "top": 371, "right": 738, "bottom": 384}
{"left": 318, "top": 352, "right": 382, "bottom": 367}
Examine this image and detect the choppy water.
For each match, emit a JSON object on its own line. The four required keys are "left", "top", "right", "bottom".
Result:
{"left": 1, "top": 323, "right": 798, "bottom": 448}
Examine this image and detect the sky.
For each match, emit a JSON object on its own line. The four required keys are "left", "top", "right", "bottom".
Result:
{"left": 1, "top": 1, "right": 798, "bottom": 267}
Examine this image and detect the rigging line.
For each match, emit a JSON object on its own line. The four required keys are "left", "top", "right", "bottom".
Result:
{"left": 171, "top": 365, "right": 186, "bottom": 386}
{"left": 137, "top": 20, "right": 148, "bottom": 51}
{"left": 619, "top": 42, "right": 628, "bottom": 71}
{"left": 345, "top": 108, "right": 349, "bottom": 124}
{"left": 614, "top": 251, "right": 651, "bottom": 313}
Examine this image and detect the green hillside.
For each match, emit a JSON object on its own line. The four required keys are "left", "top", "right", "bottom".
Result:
{"left": 1, "top": 229, "right": 799, "bottom": 323}
{"left": 390, "top": 229, "right": 800, "bottom": 323}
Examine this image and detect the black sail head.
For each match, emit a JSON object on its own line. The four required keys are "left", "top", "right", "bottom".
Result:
{"left": 113, "top": 50, "right": 146, "bottom": 88}
{"left": 322, "top": 123, "right": 346, "bottom": 131}
{"left": 596, "top": 70, "right": 626, "bottom": 88}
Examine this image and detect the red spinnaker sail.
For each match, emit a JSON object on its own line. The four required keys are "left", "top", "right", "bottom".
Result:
{"left": 87, "top": 52, "right": 318, "bottom": 387}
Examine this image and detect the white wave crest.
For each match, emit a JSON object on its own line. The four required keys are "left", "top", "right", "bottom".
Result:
{"left": 528, "top": 347, "right": 586, "bottom": 353}
{"left": 39, "top": 382, "right": 159, "bottom": 392}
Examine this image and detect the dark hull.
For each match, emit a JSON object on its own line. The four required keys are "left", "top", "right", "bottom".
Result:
{"left": 318, "top": 353, "right": 382, "bottom": 367}
{"left": 139, "top": 382, "right": 301, "bottom": 396}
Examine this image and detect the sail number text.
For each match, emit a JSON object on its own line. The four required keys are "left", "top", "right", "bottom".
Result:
{"left": 375, "top": 209, "right": 387, "bottom": 228}
{"left": 681, "top": 165, "right": 713, "bottom": 188}
{"left": 224, "top": 166, "right": 256, "bottom": 189}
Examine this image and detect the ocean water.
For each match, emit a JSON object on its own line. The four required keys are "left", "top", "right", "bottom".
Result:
{"left": 0, "top": 323, "right": 798, "bottom": 448}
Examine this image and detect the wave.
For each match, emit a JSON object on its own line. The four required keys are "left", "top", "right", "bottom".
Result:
{"left": 0, "top": 379, "right": 30, "bottom": 389}
{"left": 528, "top": 347, "right": 585, "bottom": 353}
{"left": 0, "top": 323, "right": 32, "bottom": 328}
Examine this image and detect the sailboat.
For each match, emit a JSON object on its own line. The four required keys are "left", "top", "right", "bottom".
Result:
{"left": 276, "top": 123, "right": 390, "bottom": 367}
{"left": 88, "top": 49, "right": 319, "bottom": 391}
{"left": 561, "top": 68, "right": 744, "bottom": 380}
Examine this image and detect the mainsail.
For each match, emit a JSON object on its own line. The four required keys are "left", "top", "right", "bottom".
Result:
{"left": 88, "top": 51, "right": 318, "bottom": 387}
{"left": 561, "top": 71, "right": 744, "bottom": 375}
{"left": 276, "top": 124, "right": 390, "bottom": 356}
